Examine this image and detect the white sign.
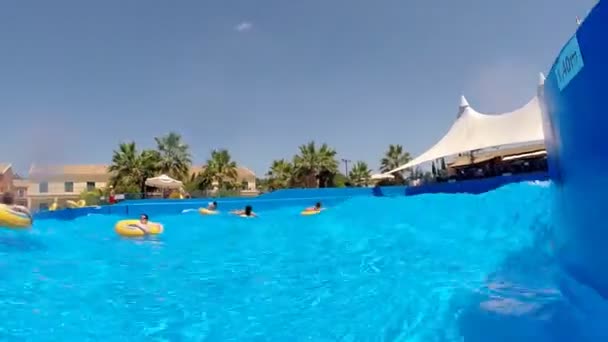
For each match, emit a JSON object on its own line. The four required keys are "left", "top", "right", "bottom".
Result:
{"left": 555, "top": 34, "right": 584, "bottom": 91}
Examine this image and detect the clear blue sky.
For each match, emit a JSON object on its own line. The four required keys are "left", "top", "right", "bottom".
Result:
{"left": 0, "top": 0, "right": 595, "bottom": 177}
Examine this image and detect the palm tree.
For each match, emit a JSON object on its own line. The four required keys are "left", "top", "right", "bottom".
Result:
{"left": 349, "top": 161, "right": 371, "bottom": 186}
{"left": 108, "top": 142, "right": 160, "bottom": 196}
{"left": 380, "top": 144, "right": 412, "bottom": 183}
{"left": 185, "top": 168, "right": 214, "bottom": 193}
{"left": 267, "top": 159, "right": 294, "bottom": 189}
{"left": 205, "top": 149, "right": 238, "bottom": 190}
{"left": 293, "top": 141, "right": 339, "bottom": 188}
{"left": 154, "top": 132, "right": 192, "bottom": 181}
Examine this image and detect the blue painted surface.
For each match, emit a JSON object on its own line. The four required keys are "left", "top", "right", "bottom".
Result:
{"left": 543, "top": 1, "right": 608, "bottom": 299}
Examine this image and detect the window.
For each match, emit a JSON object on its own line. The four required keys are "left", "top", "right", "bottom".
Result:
{"left": 39, "top": 202, "right": 49, "bottom": 210}
{"left": 17, "top": 189, "right": 25, "bottom": 197}
{"left": 86, "top": 181, "right": 96, "bottom": 192}
{"left": 64, "top": 181, "right": 74, "bottom": 193}
{"left": 39, "top": 182, "right": 48, "bottom": 193}
{"left": 241, "top": 181, "right": 249, "bottom": 190}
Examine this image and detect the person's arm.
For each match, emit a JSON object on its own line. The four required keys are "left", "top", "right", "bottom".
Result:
{"left": 12, "top": 206, "right": 31, "bottom": 216}
{"left": 127, "top": 223, "right": 149, "bottom": 233}
{"left": 12, "top": 206, "right": 33, "bottom": 223}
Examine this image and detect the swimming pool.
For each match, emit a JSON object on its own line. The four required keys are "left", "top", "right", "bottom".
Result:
{"left": 0, "top": 182, "right": 577, "bottom": 340}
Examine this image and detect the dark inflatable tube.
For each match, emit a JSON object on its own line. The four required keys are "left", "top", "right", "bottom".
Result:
{"left": 542, "top": 1, "right": 608, "bottom": 298}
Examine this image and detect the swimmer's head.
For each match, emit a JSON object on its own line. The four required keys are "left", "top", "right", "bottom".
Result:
{"left": 245, "top": 205, "right": 253, "bottom": 216}
{"left": 140, "top": 213, "right": 149, "bottom": 223}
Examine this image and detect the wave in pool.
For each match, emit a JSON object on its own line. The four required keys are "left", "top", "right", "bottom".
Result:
{"left": 0, "top": 182, "right": 598, "bottom": 340}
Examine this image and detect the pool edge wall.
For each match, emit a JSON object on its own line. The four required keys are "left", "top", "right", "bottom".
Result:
{"left": 542, "top": 1, "right": 608, "bottom": 298}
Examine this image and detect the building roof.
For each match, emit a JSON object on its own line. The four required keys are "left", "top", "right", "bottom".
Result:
{"left": 28, "top": 164, "right": 110, "bottom": 182}
{"left": 0, "top": 163, "right": 12, "bottom": 175}
{"left": 190, "top": 165, "right": 256, "bottom": 181}
{"left": 386, "top": 74, "right": 546, "bottom": 174}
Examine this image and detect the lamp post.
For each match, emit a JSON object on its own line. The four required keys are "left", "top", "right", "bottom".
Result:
{"left": 341, "top": 158, "right": 351, "bottom": 175}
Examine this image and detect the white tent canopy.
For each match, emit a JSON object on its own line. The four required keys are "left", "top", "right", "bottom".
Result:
{"left": 145, "top": 174, "right": 183, "bottom": 189}
{"left": 386, "top": 73, "right": 546, "bottom": 174}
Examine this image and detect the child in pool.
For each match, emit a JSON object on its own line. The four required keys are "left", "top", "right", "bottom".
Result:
{"left": 1, "top": 192, "right": 32, "bottom": 221}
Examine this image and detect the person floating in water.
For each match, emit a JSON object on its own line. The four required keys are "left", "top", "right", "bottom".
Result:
{"left": 305, "top": 202, "right": 323, "bottom": 212}
{"left": 231, "top": 205, "right": 256, "bottom": 217}
{"left": 1, "top": 192, "right": 32, "bottom": 221}
{"left": 207, "top": 201, "right": 218, "bottom": 211}
{"left": 129, "top": 214, "right": 152, "bottom": 233}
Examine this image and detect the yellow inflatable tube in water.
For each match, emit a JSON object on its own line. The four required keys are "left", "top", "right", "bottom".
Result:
{"left": 301, "top": 209, "right": 321, "bottom": 216}
{"left": 66, "top": 200, "right": 86, "bottom": 208}
{"left": 199, "top": 208, "right": 219, "bottom": 215}
{"left": 0, "top": 204, "right": 32, "bottom": 229}
{"left": 115, "top": 220, "right": 164, "bottom": 237}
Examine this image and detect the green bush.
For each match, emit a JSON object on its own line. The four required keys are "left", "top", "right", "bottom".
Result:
{"left": 333, "top": 173, "right": 348, "bottom": 188}
{"left": 80, "top": 189, "right": 102, "bottom": 206}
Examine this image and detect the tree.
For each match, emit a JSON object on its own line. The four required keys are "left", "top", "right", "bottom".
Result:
{"left": 108, "top": 142, "right": 160, "bottom": 196}
{"left": 409, "top": 166, "right": 434, "bottom": 184}
{"left": 267, "top": 159, "right": 294, "bottom": 189}
{"left": 333, "top": 173, "right": 349, "bottom": 187}
{"left": 380, "top": 144, "right": 412, "bottom": 183}
{"left": 185, "top": 168, "right": 214, "bottom": 194}
{"left": 80, "top": 188, "right": 103, "bottom": 205}
{"left": 349, "top": 161, "right": 371, "bottom": 186}
{"left": 205, "top": 149, "right": 238, "bottom": 190}
{"left": 293, "top": 141, "right": 339, "bottom": 188}
{"left": 154, "top": 132, "right": 192, "bottom": 181}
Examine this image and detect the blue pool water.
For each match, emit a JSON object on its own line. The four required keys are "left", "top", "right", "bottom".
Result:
{"left": 0, "top": 182, "right": 585, "bottom": 340}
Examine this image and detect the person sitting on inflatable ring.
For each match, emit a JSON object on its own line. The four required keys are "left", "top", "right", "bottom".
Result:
{"left": 1, "top": 192, "right": 32, "bottom": 221}
{"left": 207, "top": 201, "right": 218, "bottom": 210}
{"left": 128, "top": 213, "right": 152, "bottom": 233}
{"left": 231, "top": 205, "right": 256, "bottom": 217}
{"left": 304, "top": 202, "right": 323, "bottom": 212}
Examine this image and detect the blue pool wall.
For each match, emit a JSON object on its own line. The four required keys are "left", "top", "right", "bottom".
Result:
{"left": 34, "top": 172, "right": 548, "bottom": 221}
{"left": 542, "top": 1, "right": 608, "bottom": 299}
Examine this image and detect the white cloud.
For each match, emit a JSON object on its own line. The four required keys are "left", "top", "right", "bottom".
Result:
{"left": 234, "top": 21, "right": 253, "bottom": 32}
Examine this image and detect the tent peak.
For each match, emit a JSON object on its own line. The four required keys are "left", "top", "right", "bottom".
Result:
{"left": 459, "top": 95, "right": 469, "bottom": 108}
{"left": 538, "top": 72, "right": 546, "bottom": 86}
{"left": 457, "top": 95, "right": 469, "bottom": 118}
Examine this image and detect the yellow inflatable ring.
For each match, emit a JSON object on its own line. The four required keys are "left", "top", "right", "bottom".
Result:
{"left": 301, "top": 209, "right": 321, "bottom": 216}
{"left": 115, "top": 219, "right": 164, "bottom": 237}
{"left": 0, "top": 204, "right": 32, "bottom": 229}
{"left": 199, "top": 208, "right": 218, "bottom": 215}
{"left": 66, "top": 200, "right": 86, "bottom": 208}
